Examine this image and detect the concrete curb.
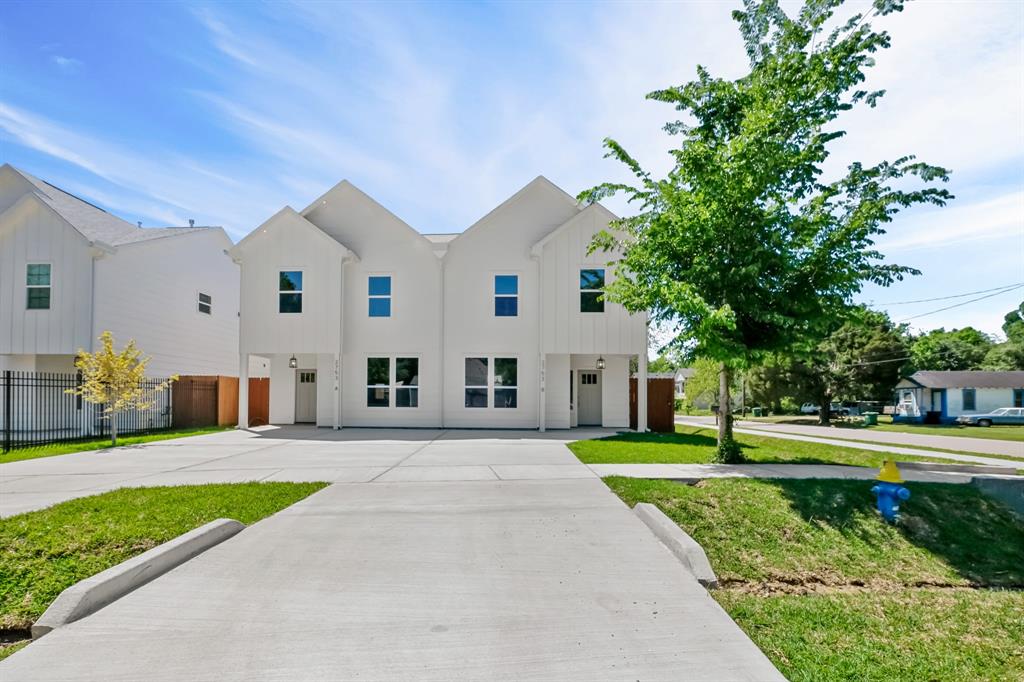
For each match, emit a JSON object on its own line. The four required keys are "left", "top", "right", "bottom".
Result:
{"left": 633, "top": 503, "right": 718, "bottom": 588}
{"left": 972, "top": 476, "right": 1024, "bottom": 517}
{"left": 32, "top": 518, "right": 245, "bottom": 639}
{"left": 898, "top": 461, "right": 1016, "bottom": 475}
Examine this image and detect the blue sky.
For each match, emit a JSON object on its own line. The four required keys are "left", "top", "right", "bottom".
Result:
{"left": 1, "top": 0, "right": 1021, "bottom": 337}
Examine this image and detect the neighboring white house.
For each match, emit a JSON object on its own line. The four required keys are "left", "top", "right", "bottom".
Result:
{"left": 894, "top": 370, "right": 1024, "bottom": 423}
{"left": 231, "top": 176, "right": 649, "bottom": 430}
{"left": 0, "top": 164, "right": 240, "bottom": 378}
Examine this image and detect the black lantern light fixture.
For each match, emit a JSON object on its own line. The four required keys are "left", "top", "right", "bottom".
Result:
{"left": 596, "top": 356, "right": 606, "bottom": 370}
{"left": 288, "top": 355, "right": 298, "bottom": 369}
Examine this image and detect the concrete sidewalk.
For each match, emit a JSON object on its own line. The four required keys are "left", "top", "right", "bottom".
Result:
{"left": 681, "top": 415, "right": 1024, "bottom": 458}
{"left": 1, "top": 478, "right": 784, "bottom": 681}
{"left": 676, "top": 419, "right": 1024, "bottom": 469}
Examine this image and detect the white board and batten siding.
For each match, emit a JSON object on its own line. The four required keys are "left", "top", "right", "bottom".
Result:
{"left": 0, "top": 198, "right": 94, "bottom": 358}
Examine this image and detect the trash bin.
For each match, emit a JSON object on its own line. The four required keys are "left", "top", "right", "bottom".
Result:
{"left": 863, "top": 412, "right": 878, "bottom": 426}
{"left": 752, "top": 407, "right": 763, "bottom": 417}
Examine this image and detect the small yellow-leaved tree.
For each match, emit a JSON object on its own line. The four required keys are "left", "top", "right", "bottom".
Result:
{"left": 66, "top": 331, "right": 177, "bottom": 446}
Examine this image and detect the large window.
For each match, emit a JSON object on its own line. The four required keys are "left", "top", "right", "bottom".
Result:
{"left": 368, "top": 276, "right": 391, "bottom": 317}
{"left": 396, "top": 357, "right": 419, "bottom": 407}
{"left": 494, "top": 275, "right": 518, "bottom": 317}
{"left": 198, "top": 292, "right": 212, "bottom": 315}
{"left": 1014, "top": 389, "right": 1023, "bottom": 408}
{"left": 27, "top": 263, "right": 51, "bottom": 310}
{"left": 580, "top": 268, "right": 605, "bottom": 313}
{"left": 464, "top": 356, "right": 517, "bottom": 409}
{"left": 279, "top": 271, "right": 302, "bottom": 313}
{"left": 962, "top": 388, "right": 976, "bottom": 411}
{"left": 367, "top": 356, "right": 419, "bottom": 408}
{"left": 367, "top": 357, "right": 390, "bottom": 407}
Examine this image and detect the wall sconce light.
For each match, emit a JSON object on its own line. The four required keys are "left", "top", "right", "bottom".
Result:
{"left": 288, "top": 355, "right": 298, "bottom": 369}
{"left": 596, "top": 356, "right": 606, "bottom": 370}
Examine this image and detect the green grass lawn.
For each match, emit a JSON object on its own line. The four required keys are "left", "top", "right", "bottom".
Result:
{"left": 743, "top": 414, "right": 1024, "bottom": 443}
{"left": 605, "top": 476, "right": 1024, "bottom": 681}
{"left": 0, "top": 426, "right": 233, "bottom": 464}
{"left": 569, "top": 426, "right": 954, "bottom": 468}
{"left": 0, "top": 482, "right": 327, "bottom": 659}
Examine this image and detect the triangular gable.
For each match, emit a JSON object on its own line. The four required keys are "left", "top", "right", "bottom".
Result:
{"left": 449, "top": 175, "right": 581, "bottom": 246}
{"left": 0, "top": 191, "right": 96, "bottom": 247}
{"left": 531, "top": 201, "right": 619, "bottom": 254}
{"left": 300, "top": 179, "right": 432, "bottom": 250}
{"left": 230, "top": 206, "right": 357, "bottom": 262}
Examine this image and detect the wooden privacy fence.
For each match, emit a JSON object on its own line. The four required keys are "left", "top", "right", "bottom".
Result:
{"left": 629, "top": 376, "right": 676, "bottom": 433}
{"left": 172, "top": 376, "right": 239, "bottom": 428}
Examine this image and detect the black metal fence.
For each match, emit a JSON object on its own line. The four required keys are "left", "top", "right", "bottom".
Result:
{"left": 1, "top": 371, "right": 174, "bottom": 452}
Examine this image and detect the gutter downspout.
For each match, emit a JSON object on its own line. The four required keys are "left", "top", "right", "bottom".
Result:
{"left": 531, "top": 247, "right": 545, "bottom": 432}
{"left": 439, "top": 252, "right": 446, "bottom": 429}
{"left": 336, "top": 253, "right": 357, "bottom": 429}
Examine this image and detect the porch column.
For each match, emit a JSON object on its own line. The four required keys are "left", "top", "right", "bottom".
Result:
{"left": 238, "top": 353, "right": 249, "bottom": 429}
{"left": 637, "top": 352, "right": 648, "bottom": 432}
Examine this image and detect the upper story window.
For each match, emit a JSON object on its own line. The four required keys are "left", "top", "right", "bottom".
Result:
{"left": 26, "top": 263, "right": 51, "bottom": 310}
{"left": 962, "top": 388, "right": 976, "bottom": 411}
{"left": 580, "top": 268, "right": 605, "bottom": 313}
{"left": 279, "top": 271, "right": 303, "bottom": 313}
{"left": 198, "top": 292, "right": 212, "bottom": 315}
{"left": 494, "top": 275, "right": 518, "bottom": 317}
{"left": 368, "top": 276, "right": 391, "bottom": 317}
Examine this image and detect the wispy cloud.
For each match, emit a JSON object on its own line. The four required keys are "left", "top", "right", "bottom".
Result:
{"left": 49, "top": 55, "right": 82, "bottom": 73}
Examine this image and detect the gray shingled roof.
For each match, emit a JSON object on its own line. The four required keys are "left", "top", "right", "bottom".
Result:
{"left": 11, "top": 166, "right": 217, "bottom": 246}
{"left": 907, "top": 371, "right": 1024, "bottom": 389}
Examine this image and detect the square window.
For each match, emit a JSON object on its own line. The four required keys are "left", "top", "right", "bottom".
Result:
{"left": 368, "top": 276, "right": 391, "bottom": 296}
{"left": 367, "top": 357, "right": 390, "bottom": 385}
{"left": 580, "top": 291, "right": 604, "bottom": 313}
{"left": 368, "top": 297, "right": 391, "bottom": 317}
{"left": 495, "top": 296, "right": 518, "bottom": 317}
{"left": 279, "top": 271, "right": 302, "bottom": 291}
{"left": 279, "top": 293, "right": 302, "bottom": 313}
{"left": 465, "top": 357, "right": 488, "bottom": 387}
{"left": 579, "top": 268, "right": 605, "bottom": 290}
{"left": 397, "top": 387, "right": 419, "bottom": 407}
{"left": 27, "top": 264, "right": 51, "bottom": 286}
{"left": 396, "top": 358, "right": 418, "bottom": 386}
{"left": 494, "top": 275, "right": 518, "bottom": 295}
{"left": 27, "top": 288, "right": 50, "bottom": 309}
{"left": 494, "top": 388, "right": 517, "bottom": 408}
{"left": 464, "top": 388, "right": 488, "bottom": 408}
{"left": 367, "top": 387, "right": 390, "bottom": 407}
{"left": 495, "top": 358, "right": 517, "bottom": 386}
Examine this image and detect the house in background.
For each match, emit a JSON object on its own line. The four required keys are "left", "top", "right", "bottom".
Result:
{"left": 0, "top": 164, "right": 240, "bottom": 378}
{"left": 894, "top": 370, "right": 1024, "bottom": 423}
{"left": 231, "top": 176, "right": 649, "bottom": 430}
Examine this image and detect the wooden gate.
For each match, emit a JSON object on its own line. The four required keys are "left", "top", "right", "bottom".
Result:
{"left": 172, "top": 376, "right": 219, "bottom": 428}
{"left": 248, "top": 378, "right": 270, "bottom": 427}
{"left": 629, "top": 377, "right": 676, "bottom": 433}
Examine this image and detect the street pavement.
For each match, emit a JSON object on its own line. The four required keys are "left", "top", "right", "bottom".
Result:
{"left": 1, "top": 429, "right": 785, "bottom": 681}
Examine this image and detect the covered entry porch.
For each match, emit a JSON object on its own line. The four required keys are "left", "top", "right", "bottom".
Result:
{"left": 541, "top": 353, "right": 646, "bottom": 431}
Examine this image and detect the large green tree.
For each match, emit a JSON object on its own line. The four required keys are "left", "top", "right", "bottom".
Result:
{"left": 909, "top": 327, "right": 993, "bottom": 371}
{"left": 983, "top": 301, "right": 1024, "bottom": 370}
{"left": 581, "top": 0, "right": 951, "bottom": 460}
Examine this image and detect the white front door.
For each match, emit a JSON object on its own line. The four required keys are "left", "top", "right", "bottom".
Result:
{"left": 295, "top": 370, "right": 317, "bottom": 423}
{"left": 578, "top": 370, "right": 602, "bottom": 426}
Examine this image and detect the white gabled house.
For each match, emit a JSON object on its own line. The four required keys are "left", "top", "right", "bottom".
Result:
{"left": 0, "top": 164, "right": 239, "bottom": 378}
{"left": 231, "top": 176, "right": 649, "bottom": 431}
{"left": 894, "top": 370, "right": 1024, "bottom": 423}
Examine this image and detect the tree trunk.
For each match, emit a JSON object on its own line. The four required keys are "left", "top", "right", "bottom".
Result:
{"left": 818, "top": 392, "right": 831, "bottom": 426}
{"left": 718, "top": 364, "right": 733, "bottom": 445}
{"left": 111, "top": 415, "right": 118, "bottom": 447}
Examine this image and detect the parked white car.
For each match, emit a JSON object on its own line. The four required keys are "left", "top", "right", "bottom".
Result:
{"left": 799, "top": 403, "right": 819, "bottom": 415}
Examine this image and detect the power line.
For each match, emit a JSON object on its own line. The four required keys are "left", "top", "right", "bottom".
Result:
{"left": 870, "top": 282, "right": 1024, "bottom": 306}
{"left": 897, "top": 286, "right": 1023, "bottom": 323}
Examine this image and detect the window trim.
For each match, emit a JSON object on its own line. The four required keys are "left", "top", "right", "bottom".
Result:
{"left": 494, "top": 273, "right": 519, "bottom": 318}
{"left": 197, "top": 291, "right": 212, "bottom": 315}
{"left": 368, "top": 274, "right": 393, "bottom": 318}
{"left": 579, "top": 267, "right": 606, "bottom": 314}
{"left": 464, "top": 355, "right": 519, "bottom": 410}
{"left": 278, "top": 269, "right": 304, "bottom": 314}
{"left": 962, "top": 388, "right": 976, "bottom": 412}
{"left": 26, "top": 262, "right": 52, "bottom": 311}
{"left": 365, "top": 354, "right": 421, "bottom": 409}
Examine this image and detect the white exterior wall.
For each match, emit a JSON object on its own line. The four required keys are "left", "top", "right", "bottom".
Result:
{"left": 545, "top": 354, "right": 571, "bottom": 429}
{"left": 92, "top": 230, "right": 238, "bottom": 378}
{"left": 946, "top": 387, "right": 1015, "bottom": 416}
{"left": 0, "top": 199, "right": 94, "bottom": 356}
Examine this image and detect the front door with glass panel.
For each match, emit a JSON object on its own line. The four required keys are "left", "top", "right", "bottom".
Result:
{"left": 578, "top": 371, "right": 602, "bottom": 426}
{"left": 295, "top": 370, "right": 317, "bottom": 423}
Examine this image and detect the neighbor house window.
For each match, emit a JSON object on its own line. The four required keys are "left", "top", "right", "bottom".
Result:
{"left": 198, "top": 292, "right": 212, "bottom": 315}
{"left": 1014, "top": 389, "right": 1023, "bottom": 408}
{"left": 464, "top": 356, "right": 518, "bottom": 408}
{"left": 367, "top": 357, "right": 390, "bottom": 407}
{"left": 494, "top": 358, "right": 518, "bottom": 408}
{"left": 465, "top": 357, "right": 488, "bottom": 408}
{"left": 580, "top": 268, "right": 605, "bottom": 313}
{"left": 962, "top": 388, "right": 976, "bottom": 411}
{"left": 396, "top": 357, "right": 419, "bottom": 407}
{"left": 494, "top": 275, "right": 518, "bottom": 317}
{"left": 368, "top": 276, "right": 391, "bottom": 317}
{"left": 279, "top": 271, "right": 302, "bottom": 313}
{"left": 27, "top": 263, "right": 51, "bottom": 310}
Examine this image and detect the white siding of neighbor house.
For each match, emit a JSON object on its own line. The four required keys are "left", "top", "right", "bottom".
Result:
{"left": 93, "top": 229, "right": 239, "bottom": 378}
{"left": 946, "top": 387, "right": 1017, "bottom": 416}
{"left": 305, "top": 181, "right": 443, "bottom": 428}
{"left": 0, "top": 198, "right": 94, "bottom": 357}
{"left": 236, "top": 208, "right": 345, "bottom": 357}
{"left": 540, "top": 204, "right": 647, "bottom": 356}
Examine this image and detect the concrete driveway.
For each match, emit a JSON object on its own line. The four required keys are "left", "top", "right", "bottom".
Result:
{"left": 1, "top": 427, "right": 783, "bottom": 680}
{"left": 1, "top": 426, "right": 614, "bottom": 518}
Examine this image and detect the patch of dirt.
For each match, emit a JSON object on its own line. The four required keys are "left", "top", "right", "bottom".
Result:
{"left": 719, "top": 577, "right": 1023, "bottom": 596}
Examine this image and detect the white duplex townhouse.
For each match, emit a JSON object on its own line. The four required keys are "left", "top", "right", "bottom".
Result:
{"left": 0, "top": 164, "right": 239, "bottom": 378}
{"left": 231, "top": 176, "right": 649, "bottom": 431}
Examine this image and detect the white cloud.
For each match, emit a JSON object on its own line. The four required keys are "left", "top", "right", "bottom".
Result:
{"left": 49, "top": 55, "right": 82, "bottom": 73}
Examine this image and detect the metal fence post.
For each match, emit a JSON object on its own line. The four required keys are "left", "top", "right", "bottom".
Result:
{"left": 3, "top": 371, "right": 11, "bottom": 453}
